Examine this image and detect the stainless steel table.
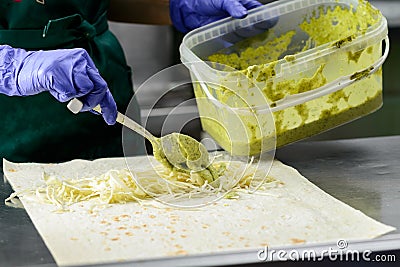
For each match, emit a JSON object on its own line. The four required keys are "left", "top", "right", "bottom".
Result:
{"left": 1, "top": 136, "right": 399, "bottom": 267}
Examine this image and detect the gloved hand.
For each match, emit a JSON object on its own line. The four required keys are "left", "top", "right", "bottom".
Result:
{"left": 0, "top": 45, "right": 117, "bottom": 125}
{"left": 170, "top": 0, "right": 262, "bottom": 33}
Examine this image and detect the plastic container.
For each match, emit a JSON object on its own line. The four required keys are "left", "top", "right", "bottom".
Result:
{"left": 180, "top": 0, "right": 389, "bottom": 156}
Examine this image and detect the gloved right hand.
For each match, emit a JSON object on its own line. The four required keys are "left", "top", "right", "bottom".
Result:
{"left": 0, "top": 45, "right": 117, "bottom": 125}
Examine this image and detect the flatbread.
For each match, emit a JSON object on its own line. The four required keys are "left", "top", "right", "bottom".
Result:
{"left": 3, "top": 156, "right": 395, "bottom": 266}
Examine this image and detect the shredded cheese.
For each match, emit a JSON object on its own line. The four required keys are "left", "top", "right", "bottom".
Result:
{"left": 6, "top": 158, "right": 278, "bottom": 211}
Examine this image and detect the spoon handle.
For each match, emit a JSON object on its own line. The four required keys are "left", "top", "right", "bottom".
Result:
{"left": 115, "top": 111, "right": 158, "bottom": 144}
{"left": 67, "top": 98, "right": 158, "bottom": 144}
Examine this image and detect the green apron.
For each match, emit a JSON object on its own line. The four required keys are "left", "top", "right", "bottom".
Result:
{"left": 0, "top": 0, "right": 145, "bottom": 163}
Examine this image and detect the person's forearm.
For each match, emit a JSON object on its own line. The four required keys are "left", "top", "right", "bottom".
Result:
{"left": 108, "top": 0, "right": 171, "bottom": 25}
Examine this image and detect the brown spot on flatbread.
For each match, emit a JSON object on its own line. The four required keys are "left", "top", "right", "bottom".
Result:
{"left": 8, "top": 168, "right": 17, "bottom": 172}
{"left": 175, "top": 250, "right": 187, "bottom": 255}
{"left": 70, "top": 237, "right": 78, "bottom": 241}
{"left": 174, "top": 244, "right": 183, "bottom": 249}
{"left": 111, "top": 237, "right": 120, "bottom": 241}
{"left": 118, "top": 226, "right": 127, "bottom": 230}
{"left": 167, "top": 250, "right": 188, "bottom": 256}
{"left": 291, "top": 238, "right": 306, "bottom": 244}
{"left": 125, "top": 232, "right": 134, "bottom": 236}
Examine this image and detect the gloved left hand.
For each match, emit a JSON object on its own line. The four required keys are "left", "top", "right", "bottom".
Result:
{"left": 170, "top": 0, "right": 262, "bottom": 33}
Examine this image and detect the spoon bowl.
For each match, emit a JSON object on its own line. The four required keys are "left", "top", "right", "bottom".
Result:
{"left": 159, "top": 133, "right": 210, "bottom": 172}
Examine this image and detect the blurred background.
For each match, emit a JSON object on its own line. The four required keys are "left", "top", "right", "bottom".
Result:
{"left": 108, "top": 0, "right": 400, "bottom": 143}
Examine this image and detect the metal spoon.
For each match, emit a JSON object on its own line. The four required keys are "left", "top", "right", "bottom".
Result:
{"left": 67, "top": 99, "right": 215, "bottom": 178}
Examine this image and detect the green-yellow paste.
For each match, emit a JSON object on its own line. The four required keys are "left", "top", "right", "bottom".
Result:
{"left": 153, "top": 134, "right": 222, "bottom": 185}
{"left": 200, "top": 0, "right": 383, "bottom": 154}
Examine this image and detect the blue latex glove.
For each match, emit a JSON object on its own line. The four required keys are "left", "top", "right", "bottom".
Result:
{"left": 170, "top": 0, "right": 262, "bottom": 33}
{"left": 0, "top": 45, "right": 117, "bottom": 125}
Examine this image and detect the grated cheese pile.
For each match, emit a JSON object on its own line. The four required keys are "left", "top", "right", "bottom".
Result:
{"left": 6, "top": 159, "right": 280, "bottom": 211}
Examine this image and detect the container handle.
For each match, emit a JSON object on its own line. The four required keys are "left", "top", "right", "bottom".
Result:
{"left": 270, "top": 36, "right": 390, "bottom": 112}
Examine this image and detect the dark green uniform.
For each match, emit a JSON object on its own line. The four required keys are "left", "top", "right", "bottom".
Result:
{"left": 0, "top": 0, "right": 144, "bottom": 163}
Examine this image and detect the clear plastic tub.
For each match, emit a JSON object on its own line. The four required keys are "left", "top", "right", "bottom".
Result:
{"left": 180, "top": 0, "right": 389, "bottom": 156}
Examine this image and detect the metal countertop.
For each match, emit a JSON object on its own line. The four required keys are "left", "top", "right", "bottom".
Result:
{"left": 1, "top": 135, "right": 399, "bottom": 267}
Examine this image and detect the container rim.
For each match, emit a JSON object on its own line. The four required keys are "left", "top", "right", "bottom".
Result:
{"left": 180, "top": 0, "right": 388, "bottom": 78}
